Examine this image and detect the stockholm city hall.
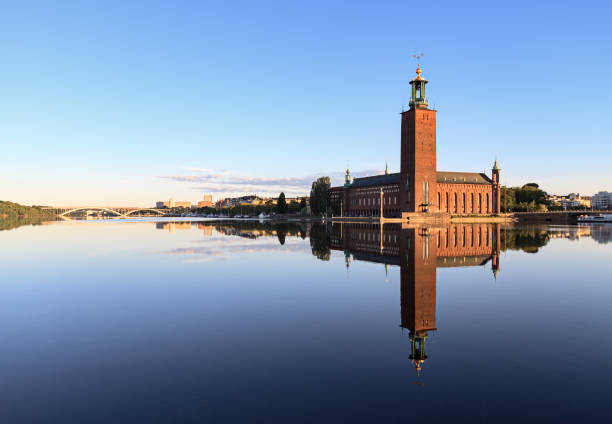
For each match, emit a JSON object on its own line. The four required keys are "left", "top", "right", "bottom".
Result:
{"left": 330, "top": 223, "right": 501, "bottom": 376}
{"left": 330, "top": 65, "right": 501, "bottom": 220}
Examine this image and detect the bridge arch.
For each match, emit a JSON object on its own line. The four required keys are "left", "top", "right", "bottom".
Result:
{"left": 123, "top": 209, "right": 167, "bottom": 216}
{"left": 59, "top": 207, "right": 123, "bottom": 217}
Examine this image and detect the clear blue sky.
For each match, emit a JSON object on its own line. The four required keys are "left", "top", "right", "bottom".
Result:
{"left": 1, "top": 0, "right": 611, "bottom": 206}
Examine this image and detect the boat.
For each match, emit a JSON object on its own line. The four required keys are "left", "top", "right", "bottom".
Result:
{"left": 258, "top": 212, "right": 270, "bottom": 219}
{"left": 577, "top": 214, "right": 612, "bottom": 223}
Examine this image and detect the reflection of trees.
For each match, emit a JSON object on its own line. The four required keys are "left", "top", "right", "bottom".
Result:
{"left": 0, "top": 217, "right": 51, "bottom": 232}
{"left": 501, "top": 228, "right": 550, "bottom": 253}
{"left": 276, "top": 224, "right": 288, "bottom": 245}
{"left": 213, "top": 221, "right": 307, "bottom": 240}
{"left": 309, "top": 224, "right": 331, "bottom": 261}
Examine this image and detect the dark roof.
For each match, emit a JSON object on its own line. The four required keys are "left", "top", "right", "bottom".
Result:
{"left": 350, "top": 173, "right": 400, "bottom": 188}
{"left": 339, "top": 170, "right": 492, "bottom": 189}
{"left": 437, "top": 171, "right": 492, "bottom": 185}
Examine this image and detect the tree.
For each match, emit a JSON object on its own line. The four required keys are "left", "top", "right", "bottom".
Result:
{"left": 310, "top": 177, "right": 331, "bottom": 216}
{"left": 277, "top": 192, "right": 288, "bottom": 214}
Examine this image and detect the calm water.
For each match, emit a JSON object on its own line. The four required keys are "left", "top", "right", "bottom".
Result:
{"left": 1, "top": 219, "right": 611, "bottom": 423}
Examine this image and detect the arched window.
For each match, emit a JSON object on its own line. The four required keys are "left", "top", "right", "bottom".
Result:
{"left": 446, "top": 192, "right": 449, "bottom": 212}
{"left": 486, "top": 193, "right": 490, "bottom": 213}
{"left": 471, "top": 193, "right": 474, "bottom": 213}
{"left": 462, "top": 193, "right": 466, "bottom": 213}
{"left": 437, "top": 192, "right": 441, "bottom": 209}
{"left": 454, "top": 193, "right": 458, "bottom": 213}
{"left": 479, "top": 193, "right": 482, "bottom": 213}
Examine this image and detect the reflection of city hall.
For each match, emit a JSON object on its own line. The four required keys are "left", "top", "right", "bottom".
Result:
{"left": 330, "top": 65, "right": 501, "bottom": 221}
{"left": 331, "top": 223, "right": 501, "bottom": 375}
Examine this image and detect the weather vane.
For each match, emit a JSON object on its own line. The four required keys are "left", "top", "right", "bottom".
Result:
{"left": 413, "top": 53, "right": 425, "bottom": 64}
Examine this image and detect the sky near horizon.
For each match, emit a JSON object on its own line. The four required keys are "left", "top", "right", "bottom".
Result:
{"left": 1, "top": 0, "right": 611, "bottom": 207}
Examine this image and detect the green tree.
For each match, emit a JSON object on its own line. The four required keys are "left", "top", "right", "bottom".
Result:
{"left": 310, "top": 177, "right": 331, "bottom": 216}
{"left": 500, "top": 183, "right": 550, "bottom": 212}
{"left": 277, "top": 192, "right": 288, "bottom": 214}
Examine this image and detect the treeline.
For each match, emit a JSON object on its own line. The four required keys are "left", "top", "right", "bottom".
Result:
{"left": 192, "top": 194, "right": 307, "bottom": 216}
{"left": 500, "top": 228, "right": 550, "bottom": 253}
{"left": 0, "top": 201, "right": 56, "bottom": 220}
{"left": 501, "top": 183, "right": 552, "bottom": 212}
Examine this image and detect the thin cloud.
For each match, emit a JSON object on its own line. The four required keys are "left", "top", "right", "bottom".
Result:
{"left": 158, "top": 168, "right": 383, "bottom": 197}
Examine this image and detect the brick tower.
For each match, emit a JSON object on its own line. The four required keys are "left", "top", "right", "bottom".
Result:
{"left": 400, "top": 64, "right": 437, "bottom": 214}
{"left": 492, "top": 160, "right": 501, "bottom": 214}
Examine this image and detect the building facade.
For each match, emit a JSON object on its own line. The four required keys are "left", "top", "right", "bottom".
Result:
{"left": 331, "top": 65, "right": 501, "bottom": 218}
{"left": 156, "top": 198, "right": 192, "bottom": 209}
{"left": 592, "top": 191, "right": 612, "bottom": 210}
{"left": 547, "top": 193, "right": 591, "bottom": 210}
{"left": 197, "top": 194, "right": 214, "bottom": 208}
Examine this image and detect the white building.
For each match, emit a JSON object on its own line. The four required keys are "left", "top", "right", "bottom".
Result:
{"left": 547, "top": 193, "right": 591, "bottom": 210}
{"left": 592, "top": 191, "right": 612, "bottom": 210}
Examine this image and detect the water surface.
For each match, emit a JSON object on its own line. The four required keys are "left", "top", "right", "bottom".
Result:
{"left": 1, "top": 220, "right": 611, "bottom": 422}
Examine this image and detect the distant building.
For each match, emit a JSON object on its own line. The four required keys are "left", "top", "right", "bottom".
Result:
{"left": 213, "top": 195, "right": 305, "bottom": 209}
{"left": 156, "top": 197, "right": 192, "bottom": 209}
{"left": 592, "top": 191, "right": 612, "bottom": 210}
{"left": 197, "top": 194, "right": 213, "bottom": 208}
{"left": 547, "top": 193, "right": 591, "bottom": 209}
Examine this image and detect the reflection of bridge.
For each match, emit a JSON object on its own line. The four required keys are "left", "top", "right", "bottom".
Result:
{"left": 44, "top": 207, "right": 169, "bottom": 218}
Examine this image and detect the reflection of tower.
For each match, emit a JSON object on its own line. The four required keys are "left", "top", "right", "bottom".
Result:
{"left": 409, "top": 332, "right": 428, "bottom": 376}
{"left": 492, "top": 223, "right": 501, "bottom": 279}
{"left": 400, "top": 227, "right": 437, "bottom": 376}
{"left": 328, "top": 223, "right": 502, "bottom": 377}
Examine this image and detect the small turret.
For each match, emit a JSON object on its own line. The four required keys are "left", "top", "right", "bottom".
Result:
{"left": 385, "top": 161, "right": 389, "bottom": 175}
{"left": 492, "top": 159, "right": 500, "bottom": 185}
{"left": 344, "top": 168, "right": 352, "bottom": 188}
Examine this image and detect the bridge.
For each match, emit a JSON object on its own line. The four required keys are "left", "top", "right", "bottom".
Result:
{"left": 43, "top": 206, "right": 170, "bottom": 219}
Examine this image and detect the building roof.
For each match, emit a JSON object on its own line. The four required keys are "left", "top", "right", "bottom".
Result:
{"left": 346, "top": 170, "right": 492, "bottom": 188}
{"left": 350, "top": 173, "right": 400, "bottom": 188}
{"left": 437, "top": 171, "right": 492, "bottom": 185}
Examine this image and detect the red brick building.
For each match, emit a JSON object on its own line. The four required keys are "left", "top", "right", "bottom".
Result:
{"left": 331, "top": 65, "right": 501, "bottom": 218}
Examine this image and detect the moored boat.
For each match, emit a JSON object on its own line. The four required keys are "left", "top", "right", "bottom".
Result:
{"left": 577, "top": 214, "right": 612, "bottom": 223}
